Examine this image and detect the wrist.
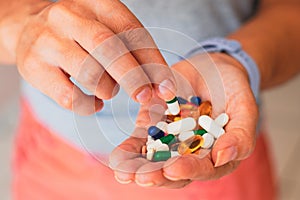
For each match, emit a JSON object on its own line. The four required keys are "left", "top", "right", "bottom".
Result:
{"left": 0, "top": 0, "right": 51, "bottom": 62}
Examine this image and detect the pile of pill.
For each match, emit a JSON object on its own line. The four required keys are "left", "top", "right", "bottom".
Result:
{"left": 142, "top": 96, "right": 229, "bottom": 162}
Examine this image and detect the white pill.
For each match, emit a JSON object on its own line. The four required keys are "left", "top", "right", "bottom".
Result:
{"left": 215, "top": 113, "right": 229, "bottom": 127}
{"left": 156, "top": 121, "right": 168, "bottom": 133}
{"left": 156, "top": 144, "right": 170, "bottom": 151}
{"left": 171, "top": 151, "right": 180, "bottom": 157}
{"left": 164, "top": 109, "right": 171, "bottom": 115}
{"left": 146, "top": 148, "right": 155, "bottom": 160}
{"left": 198, "top": 115, "right": 225, "bottom": 138}
{"left": 202, "top": 133, "right": 215, "bottom": 149}
{"left": 167, "top": 117, "right": 197, "bottom": 135}
{"left": 178, "top": 131, "right": 194, "bottom": 142}
{"left": 147, "top": 139, "right": 162, "bottom": 150}
{"left": 166, "top": 97, "right": 180, "bottom": 115}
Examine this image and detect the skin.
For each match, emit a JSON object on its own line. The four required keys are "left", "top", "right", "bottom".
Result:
{"left": 110, "top": 0, "right": 300, "bottom": 188}
{"left": 0, "top": 0, "right": 176, "bottom": 115}
{"left": 1, "top": 0, "right": 300, "bottom": 189}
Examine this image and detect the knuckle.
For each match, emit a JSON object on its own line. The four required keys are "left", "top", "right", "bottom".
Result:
{"left": 79, "top": 67, "right": 102, "bottom": 88}
{"left": 47, "top": 3, "right": 68, "bottom": 20}
{"left": 91, "top": 28, "right": 115, "bottom": 48}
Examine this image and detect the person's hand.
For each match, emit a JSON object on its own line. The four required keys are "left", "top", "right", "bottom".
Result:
{"left": 1, "top": 0, "right": 176, "bottom": 115}
{"left": 109, "top": 53, "right": 258, "bottom": 188}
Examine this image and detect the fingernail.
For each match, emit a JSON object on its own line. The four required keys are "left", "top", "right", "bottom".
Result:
{"left": 163, "top": 173, "right": 180, "bottom": 181}
{"left": 214, "top": 146, "right": 238, "bottom": 167}
{"left": 158, "top": 79, "right": 176, "bottom": 100}
{"left": 136, "top": 87, "right": 152, "bottom": 104}
{"left": 135, "top": 180, "right": 154, "bottom": 187}
{"left": 114, "top": 175, "right": 132, "bottom": 184}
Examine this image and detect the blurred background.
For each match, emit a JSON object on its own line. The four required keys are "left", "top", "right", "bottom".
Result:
{"left": 0, "top": 66, "right": 299, "bottom": 199}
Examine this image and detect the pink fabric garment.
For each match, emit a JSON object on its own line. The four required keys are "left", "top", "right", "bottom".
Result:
{"left": 12, "top": 99, "right": 277, "bottom": 200}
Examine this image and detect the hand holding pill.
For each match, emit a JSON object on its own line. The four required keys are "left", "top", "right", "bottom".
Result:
{"left": 11, "top": 0, "right": 176, "bottom": 115}
{"left": 110, "top": 52, "right": 258, "bottom": 188}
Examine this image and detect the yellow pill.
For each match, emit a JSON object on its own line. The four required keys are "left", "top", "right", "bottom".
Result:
{"left": 177, "top": 135, "right": 204, "bottom": 155}
{"left": 198, "top": 101, "right": 212, "bottom": 117}
{"left": 174, "top": 117, "right": 181, "bottom": 122}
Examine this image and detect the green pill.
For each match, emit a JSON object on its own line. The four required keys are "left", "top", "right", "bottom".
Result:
{"left": 159, "top": 134, "right": 176, "bottom": 145}
{"left": 194, "top": 129, "right": 207, "bottom": 136}
{"left": 153, "top": 151, "right": 171, "bottom": 162}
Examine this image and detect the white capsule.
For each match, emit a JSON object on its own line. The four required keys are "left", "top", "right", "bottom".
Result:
{"left": 202, "top": 133, "right": 215, "bottom": 149}
{"left": 156, "top": 144, "right": 170, "bottom": 151}
{"left": 147, "top": 139, "right": 163, "bottom": 151}
{"left": 146, "top": 148, "right": 155, "bottom": 160}
{"left": 164, "top": 109, "right": 171, "bottom": 115}
{"left": 178, "top": 131, "right": 194, "bottom": 142}
{"left": 167, "top": 117, "right": 197, "bottom": 135}
{"left": 198, "top": 115, "right": 225, "bottom": 138}
{"left": 166, "top": 97, "right": 180, "bottom": 115}
{"left": 215, "top": 113, "right": 229, "bottom": 127}
{"left": 171, "top": 151, "right": 180, "bottom": 157}
{"left": 156, "top": 121, "right": 168, "bottom": 133}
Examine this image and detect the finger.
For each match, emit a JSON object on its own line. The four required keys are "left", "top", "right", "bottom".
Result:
{"left": 211, "top": 87, "right": 258, "bottom": 167}
{"left": 109, "top": 129, "right": 146, "bottom": 169}
{"left": 18, "top": 57, "right": 103, "bottom": 115}
{"left": 163, "top": 155, "right": 240, "bottom": 181}
{"left": 33, "top": 31, "right": 119, "bottom": 100}
{"left": 114, "top": 157, "right": 149, "bottom": 184}
{"left": 135, "top": 161, "right": 191, "bottom": 188}
{"left": 87, "top": 0, "right": 177, "bottom": 100}
{"left": 47, "top": 6, "right": 153, "bottom": 104}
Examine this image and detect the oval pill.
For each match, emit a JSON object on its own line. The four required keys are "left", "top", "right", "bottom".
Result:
{"left": 159, "top": 134, "right": 176, "bottom": 145}
{"left": 189, "top": 96, "right": 202, "bottom": 106}
{"left": 148, "top": 126, "right": 165, "bottom": 140}
{"left": 147, "top": 139, "right": 163, "bottom": 151}
{"left": 146, "top": 148, "right": 155, "bottom": 161}
{"left": 177, "top": 96, "right": 188, "bottom": 104}
{"left": 178, "top": 131, "right": 194, "bottom": 142}
{"left": 215, "top": 113, "right": 229, "bottom": 127}
{"left": 156, "top": 143, "right": 170, "bottom": 151}
{"left": 156, "top": 121, "right": 168, "bottom": 132}
{"left": 153, "top": 151, "right": 171, "bottom": 162}
{"left": 198, "top": 115, "right": 225, "bottom": 138}
{"left": 167, "top": 117, "right": 197, "bottom": 135}
{"left": 202, "top": 133, "right": 214, "bottom": 149}
{"left": 166, "top": 97, "right": 180, "bottom": 115}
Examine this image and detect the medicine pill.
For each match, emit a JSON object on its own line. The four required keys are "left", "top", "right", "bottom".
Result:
{"left": 147, "top": 148, "right": 155, "bottom": 160}
{"left": 198, "top": 115, "right": 225, "bottom": 138}
{"left": 159, "top": 134, "right": 176, "bottom": 145}
{"left": 177, "top": 96, "right": 188, "bottom": 104}
{"left": 193, "top": 129, "right": 207, "bottom": 136}
{"left": 147, "top": 139, "right": 163, "bottom": 151}
{"left": 189, "top": 96, "right": 202, "bottom": 106}
{"left": 166, "top": 97, "right": 180, "bottom": 115}
{"left": 178, "top": 131, "right": 194, "bottom": 142}
{"left": 167, "top": 117, "right": 197, "bottom": 134}
{"left": 202, "top": 133, "right": 214, "bottom": 149}
{"left": 198, "top": 101, "right": 212, "bottom": 116}
{"left": 215, "top": 113, "right": 229, "bottom": 127}
{"left": 153, "top": 151, "right": 171, "bottom": 162}
{"left": 171, "top": 151, "right": 180, "bottom": 157}
{"left": 178, "top": 135, "right": 203, "bottom": 155}
{"left": 156, "top": 143, "right": 170, "bottom": 151}
{"left": 156, "top": 121, "right": 168, "bottom": 133}
{"left": 148, "top": 126, "right": 165, "bottom": 140}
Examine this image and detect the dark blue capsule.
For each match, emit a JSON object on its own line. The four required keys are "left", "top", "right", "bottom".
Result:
{"left": 177, "top": 96, "right": 188, "bottom": 104}
{"left": 190, "top": 96, "right": 202, "bottom": 106}
{"left": 148, "top": 126, "right": 165, "bottom": 140}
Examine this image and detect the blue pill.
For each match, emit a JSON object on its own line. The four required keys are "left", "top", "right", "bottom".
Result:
{"left": 148, "top": 126, "right": 165, "bottom": 140}
{"left": 190, "top": 96, "right": 202, "bottom": 106}
{"left": 177, "top": 96, "right": 188, "bottom": 104}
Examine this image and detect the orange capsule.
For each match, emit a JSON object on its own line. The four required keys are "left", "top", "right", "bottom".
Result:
{"left": 174, "top": 117, "right": 181, "bottom": 122}
{"left": 198, "top": 101, "right": 212, "bottom": 116}
{"left": 141, "top": 145, "right": 147, "bottom": 157}
{"left": 177, "top": 135, "right": 204, "bottom": 155}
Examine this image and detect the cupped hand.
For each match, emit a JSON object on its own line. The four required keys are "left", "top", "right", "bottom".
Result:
{"left": 109, "top": 52, "right": 258, "bottom": 188}
{"left": 4, "top": 0, "right": 175, "bottom": 115}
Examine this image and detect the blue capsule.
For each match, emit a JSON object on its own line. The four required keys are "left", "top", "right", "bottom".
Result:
{"left": 148, "top": 126, "right": 165, "bottom": 140}
{"left": 189, "top": 96, "right": 202, "bottom": 106}
{"left": 177, "top": 96, "right": 188, "bottom": 104}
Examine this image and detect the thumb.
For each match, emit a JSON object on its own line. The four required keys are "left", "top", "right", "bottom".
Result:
{"left": 212, "top": 127, "right": 257, "bottom": 167}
